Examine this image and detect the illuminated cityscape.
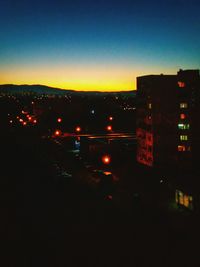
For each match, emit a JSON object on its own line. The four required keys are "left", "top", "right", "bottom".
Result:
{"left": 1, "top": 70, "right": 200, "bottom": 266}
{"left": 1, "top": 0, "right": 200, "bottom": 266}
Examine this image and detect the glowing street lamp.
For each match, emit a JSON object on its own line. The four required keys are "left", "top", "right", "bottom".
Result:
{"left": 109, "top": 116, "right": 113, "bottom": 121}
{"left": 55, "top": 130, "right": 61, "bottom": 136}
{"left": 102, "top": 155, "right": 111, "bottom": 165}
{"left": 75, "top": 126, "right": 81, "bottom": 133}
{"left": 107, "top": 125, "right": 112, "bottom": 131}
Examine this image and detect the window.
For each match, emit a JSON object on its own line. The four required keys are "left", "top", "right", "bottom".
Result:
{"left": 180, "top": 103, "right": 188, "bottom": 108}
{"left": 178, "top": 123, "right": 190, "bottom": 130}
{"left": 178, "top": 81, "right": 185, "bottom": 88}
{"left": 178, "top": 145, "right": 186, "bottom": 151}
{"left": 180, "top": 135, "right": 188, "bottom": 141}
{"left": 180, "top": 113, "right": 186, "bottom": 119}
{"left": 148, "top": 103, "right": 152, "bottom": 109}
{"left": 175, "top": 190, "right": 193, "bottom": 210}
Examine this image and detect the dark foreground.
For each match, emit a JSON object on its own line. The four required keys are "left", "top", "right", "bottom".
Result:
{"left": 1, "top": 132, "right": 200, "bottom": 267}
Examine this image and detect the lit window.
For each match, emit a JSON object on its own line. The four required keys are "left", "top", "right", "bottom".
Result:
{"left": 178, "top": 145, "right": 186, "bottom": 151}
{"left": 180, "top": 103, "right": 188, "bottom": 108}
{"left": 180, "top": 135, "right": 188, "bottom": 141}
{"left": 178, "top": 123, "right": 190, "bottom": 130}
{"left": 148, "top": 103, "right": 152, "bottom": 109}
{"left": 180, "top": 113, "right": 186, "bottom": 119}
{"left": 175, "top": 190, "right": 193, "bottom": 210}
{"left": 178, "top": 81, "right": 185, "bottom": 88}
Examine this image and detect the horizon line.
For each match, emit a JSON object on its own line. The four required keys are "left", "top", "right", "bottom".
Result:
{"left": 0, "top": 83, "right": 136, "bottom": 92}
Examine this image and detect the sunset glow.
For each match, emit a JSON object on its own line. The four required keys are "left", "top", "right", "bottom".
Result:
{"left": 0, "top": 0, "right": 199, "bottom": 92}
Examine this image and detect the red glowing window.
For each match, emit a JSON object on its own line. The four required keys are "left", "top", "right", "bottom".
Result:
{"left": 180, "top": 114, "right": 186, "bottom": 119}
{"left": 178, "top": 81, "right": 185, "bottom": 88}
{"left": 178, "top": 145, "right": 186, "bottom": 152}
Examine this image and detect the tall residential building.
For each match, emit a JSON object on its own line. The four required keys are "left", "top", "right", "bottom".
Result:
{"left": 136, "top": 69, "right": 200, "bottom": 169}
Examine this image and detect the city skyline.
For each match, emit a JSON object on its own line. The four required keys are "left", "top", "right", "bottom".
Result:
{"left": 1, "top": 0, "right": 200, "bottom": 91}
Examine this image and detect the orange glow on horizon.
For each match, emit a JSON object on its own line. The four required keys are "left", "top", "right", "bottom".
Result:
{"left": 0, "top": 64, "right": 137, "bottom": 91}
{"left": 0, "top": 63, "right": 182, "bottom": 92}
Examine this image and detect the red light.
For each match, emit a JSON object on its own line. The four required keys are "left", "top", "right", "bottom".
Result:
{"left": 57, "top": 118, "right": 62, "bottom": 123}
{"left": 23, "top": 122, "right": 27, "bottom": 126}
{"left": 55, "top": 130, "right": 61, "bottom": 136}
{"left": 107, "top": 125, "right": 112, "bottom": 131}
{"left": 107, "top": 195, "right": 113, "bottom": 200}
{"left": 178, "top": 81, "right": 185, "bottom": 88}
{"left": 102, "top": 155, "right": 111, "bottom": 164}
{"left": 33, "top": 119, "right": 37, "bottom": 124}
{"left": 75, "top": 126, "right": 81, "bottom": 132}
{"left": 109, "top": 116, "right": 113, "bottom": 121}
{"left": 180, "top": 114, "right": 186, "bottom": 119}
{"left": 28, "top": 116, "right": 32, "bottom": 121}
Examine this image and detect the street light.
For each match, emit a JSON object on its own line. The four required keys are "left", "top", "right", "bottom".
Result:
{"left": 102, "top": 155, "right": 111, "bottom": 165}
{"left": 75, "top": 126, "right": 81, "bottom": 133}
{"left": 55, "top": 130, "right": 61, "bottom": 136}
{"left": 109, "top": 116, "right": 113, "bottom": 121}
{"left": 107, "top": 125, "right": 112, "bottom": 131}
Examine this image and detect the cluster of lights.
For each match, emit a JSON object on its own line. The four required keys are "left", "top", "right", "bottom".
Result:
{"left": 14, "top": 111, "right": 37, "bottom": 126}
{"left": 107, "top": 116, "right": 114, "bottom": 132}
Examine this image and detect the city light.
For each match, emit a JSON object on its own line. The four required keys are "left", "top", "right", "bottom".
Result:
{"left": 109, "top": 116, "right": 113, "bottom": 121}
{"left": 107, "top": 125, "right": 112, "bottom": 131}
{"left": 75, "top": 126, "right": 81, "bottom": 132}
{"left": 102, "top": 155, "right": 111, "bottom": 164}
{"left": 57, "top": 118, "right": 62, "bottom": 123}
{"left": 55, "top": 130, "right": 61, "bottom": 136}
{"left": 180, "top": 114, "right": 186, "bottom": 119}
{"left": 178, "top": 81, "right": 185, "bottom": 88}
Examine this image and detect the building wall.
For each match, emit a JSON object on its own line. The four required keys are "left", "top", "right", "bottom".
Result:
{"left": 136, "top": 70, "right": 200, "bottom": 169}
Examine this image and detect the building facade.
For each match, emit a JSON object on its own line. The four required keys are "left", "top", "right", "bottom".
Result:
{"left": 136, "top": 69, "right": 200, "bottom": 169}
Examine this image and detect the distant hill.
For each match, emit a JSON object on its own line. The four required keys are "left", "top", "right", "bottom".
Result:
{"left": 0, "top": 84, "right": 136, "bottom": 96}
{"left": 0, "top": 84, "right": 72, "bottom": 95}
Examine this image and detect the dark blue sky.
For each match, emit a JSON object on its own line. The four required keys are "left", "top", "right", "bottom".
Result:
{"left": 0, "top": 0, "right": 200, "bottom": 90}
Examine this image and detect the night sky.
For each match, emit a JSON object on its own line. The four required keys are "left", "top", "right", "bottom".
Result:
{"left": 0, "top": 0, "right": 200, "bottom": 91}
